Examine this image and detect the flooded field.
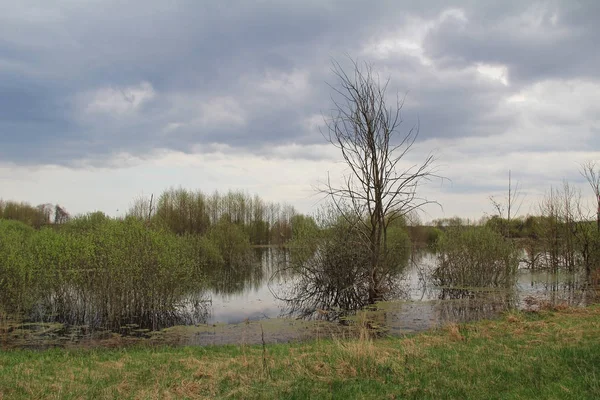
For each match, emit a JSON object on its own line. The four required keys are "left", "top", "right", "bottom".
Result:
{"left": 1, "top": 248, "right": 597, "bottom": 349}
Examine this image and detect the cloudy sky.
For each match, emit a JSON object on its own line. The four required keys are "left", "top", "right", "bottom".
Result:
{"left": 1, "top": 0, "right": 599, "bottom": 221}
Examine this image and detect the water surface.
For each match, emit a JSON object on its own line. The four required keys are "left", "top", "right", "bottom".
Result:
{"left": 2, "top": 248, "right": 596, "bottom": 349}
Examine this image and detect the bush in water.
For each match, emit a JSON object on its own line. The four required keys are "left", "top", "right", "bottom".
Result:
{"left": 433, "top": 226, "right": 519, "bottom": 288}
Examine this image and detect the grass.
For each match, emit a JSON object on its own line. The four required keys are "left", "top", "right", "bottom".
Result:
{"left": 0, "top": 306, "right": 599, "bottom": 399}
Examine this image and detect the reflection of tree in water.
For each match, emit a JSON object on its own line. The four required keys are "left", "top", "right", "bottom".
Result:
{"left": 525, "top": 270, "right": 597, "bottom": 308}
{"left": 208, "top": 248, "right": 297, "bottom": 296}
{"left": 209, "top": 255, "right": 263, "bottom": 296}
{"left": 436, "top": 289, "right": 517, "bottom": 324}
{"left": 261, "top": 248, "right": 296, "bottom": 282}
{"left": 28, "top": 284, "right": 212, "bottom": 332}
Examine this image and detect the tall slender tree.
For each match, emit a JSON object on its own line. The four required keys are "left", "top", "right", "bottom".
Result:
{"left": 323, "top": 58, "right": 440, "bottom": 303}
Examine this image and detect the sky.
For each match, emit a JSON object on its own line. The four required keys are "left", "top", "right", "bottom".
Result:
{"left": 1, "top": 0, "right": 599, "bottom": 222}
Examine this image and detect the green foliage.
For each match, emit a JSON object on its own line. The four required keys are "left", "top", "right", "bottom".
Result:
{"left": 202, "top": 219, "right": 261, "bottom": 295}
{"left": 484, "top": 215, "right": 541, "bottom": 238}
{"left": 522, "top": 215, "right": 543, "bottom": 238}
{"left": 405, "top": 225, "right": 442, "bottom": 247}
{"left": 573, "top": 220, "right": 600, "bottom": 277}
{"left": 0, "top": 220, "right": 36, "bottom": 313}
{"left": 385, "top": 224, "right": 411, "bottom": 271}
{"left": 128, "top": 188, "right": 298, "bottom": 245}
{"left": 425, "top": 226, "right": 443, "bottom": 247}
{"left": 285, "top": 216, "right": 374, "bottom": 317}
{"left": 0, "top": 200, "right": 52, "bottom": 228}
{"left": 153, "top": 188, "right": 211, "bottom": 235}
{"left": 434, "top": 226, "right": 519, "bottom": 288}
{"left": 207, "top": 219, "right": 254, "bottom": 269}
{"left": 290, "top": 214, "right": 319, "bottom": 241}
{"left": 61, "top": 211, "right": 111, "bottom": 233}
{"left": 0, "top": 216, "right": 220, "bottom": 330}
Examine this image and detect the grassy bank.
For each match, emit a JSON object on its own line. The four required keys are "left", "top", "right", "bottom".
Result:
{"left": 1, "top": 306, "right": 599, "bottom": 399}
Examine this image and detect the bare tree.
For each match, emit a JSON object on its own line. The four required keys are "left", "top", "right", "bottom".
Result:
{"left": 489, "top": 170, "right": 524, "bottom": 237}
{"left": 322, "top": 58, "right": 440, "bottom": 303}
{"left": 580, "top": 160, "right": 600, "bottom": 232}
{"left": 128, "top": 193, "right": 155, "bottom": 223}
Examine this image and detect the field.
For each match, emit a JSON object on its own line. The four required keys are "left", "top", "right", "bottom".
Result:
{"left": 1, "top": 305, "right": 599, "bottom": 399}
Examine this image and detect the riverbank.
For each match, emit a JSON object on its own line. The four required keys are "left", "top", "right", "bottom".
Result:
{"left": 1, "top": 305, "right": 599, "bottom": 399}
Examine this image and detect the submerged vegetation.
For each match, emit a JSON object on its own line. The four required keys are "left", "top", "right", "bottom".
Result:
{"left": 0, "top": 188, "right": 309, "bottom": 332}
{"left": 0, "top": 214, "right": 256, "bottom": 331}
{"left": 280, "top": 208, "right": 412, "bottom": 319}
{"left": 434, "top": 225, "right": 519, "bottom": 289}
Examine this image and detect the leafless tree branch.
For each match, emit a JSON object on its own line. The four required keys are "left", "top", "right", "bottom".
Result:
{"left": 320, "top": 57, "right": 441, "bottom": 302}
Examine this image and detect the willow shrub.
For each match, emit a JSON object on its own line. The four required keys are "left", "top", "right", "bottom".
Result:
{"left": 207, "top": 219, "right": 254, "bottom": 268}
{"left": 0, "top": 216, "right": 222, "bottom": 331}
{"left": 0, "top": 220, "right": 36, "bottom": 314}
{"left": 433, "top": 226, "right": 519, "bottom": 288}
{"left": 281, "top": 211, "right": 411, "bottom": 319}
{"left": 386, "top": 224, "right": 412, "bottom": 272}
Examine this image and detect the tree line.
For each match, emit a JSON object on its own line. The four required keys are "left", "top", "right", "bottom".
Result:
{"left": 0, "top": 188, "right": 312, "bottom": 246}
{"left": 127, "top": 188, "right": 303, "bottom": 245}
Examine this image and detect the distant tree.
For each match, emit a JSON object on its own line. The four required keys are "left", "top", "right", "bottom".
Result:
{"left": 54, "top": 205, "right": 70, "bottom": 224}
{"left": 127, "top": 194, "right": 155, "bottom": 223}
{"left": 489, "top": 170, "right": 524, "bottom": 238}
{"left": 580, "top": 160, "right": 600, "bottom": 232}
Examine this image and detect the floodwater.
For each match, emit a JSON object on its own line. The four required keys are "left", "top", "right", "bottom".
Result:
{"left": 1, "top": 248, "right": 597, "bottom": 349}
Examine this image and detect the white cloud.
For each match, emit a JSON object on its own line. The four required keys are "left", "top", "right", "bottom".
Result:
{"left": 198, "top": 96, "right": 246, "bottom": 128}
{"left": 162, "top": 122, "right": 186, "bottom": 134}
{"left": 303, "top": 113, "right": 325, "bottom": 134}
{"left": 362, "top": 8, "right": 467, "bottom": 66}
{"left": 258, "top": 69, "right": 310, "bottom": 99}
{"left": 476, "top": 63, "right": 509, "bottom": 86}
{"left": 2, "top": 0, "right": 599, "bottom": 225}
{"left": 507, "top": 79, "right": 600, "bottom": 122}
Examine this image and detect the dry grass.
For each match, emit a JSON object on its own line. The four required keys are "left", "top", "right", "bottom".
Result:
{"left": 0, "top": 306, "right": 599, "bottom": 399}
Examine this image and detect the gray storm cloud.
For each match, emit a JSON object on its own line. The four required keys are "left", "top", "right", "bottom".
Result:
{"left": 0, "top": 0, "right": 598, "bottom": 167}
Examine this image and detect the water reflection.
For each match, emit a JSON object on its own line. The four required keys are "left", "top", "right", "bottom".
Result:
{"left": 206, "top": 248, "right": 294, "bottom": 324}
{"left": 208, "top": 249, "right": 264, "bottom": 295}
{"left": 517, "top": 269, "right": 595, "bottom": 309}
{"left": 26, "top": 280, "right": 211, "bottom": 332}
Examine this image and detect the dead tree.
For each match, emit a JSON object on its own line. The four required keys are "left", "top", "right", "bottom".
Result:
{"left": 489, "top": 170, "right": 524, "bottom": 237}
{"left": 322, "top": 58, "right": 440, "bottom": 303}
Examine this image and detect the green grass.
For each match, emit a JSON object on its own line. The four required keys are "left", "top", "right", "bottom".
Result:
{"left": 1, "top": 306, "right": 599, "bottom": 399}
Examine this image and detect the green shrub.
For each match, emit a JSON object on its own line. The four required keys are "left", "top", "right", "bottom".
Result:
{"left": 425, "top": 226, "right": 443, "bottom": 247}
{"left": 434, "top": 226, "right": 519, "bottom": 288}
{"left": 0, "top": 217, "right": 219, "bottom": 330}
{"left": 385, "top": 225, "right": 411, "bottom": 271}
{"left": 0, "top": 220, "right": 36, "bottom": 314}
{"left": 282, "top": 210, "right": 410, "bottom": 319}
{"left": 207, "top": 219, "right": 254, "bottom": 268}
